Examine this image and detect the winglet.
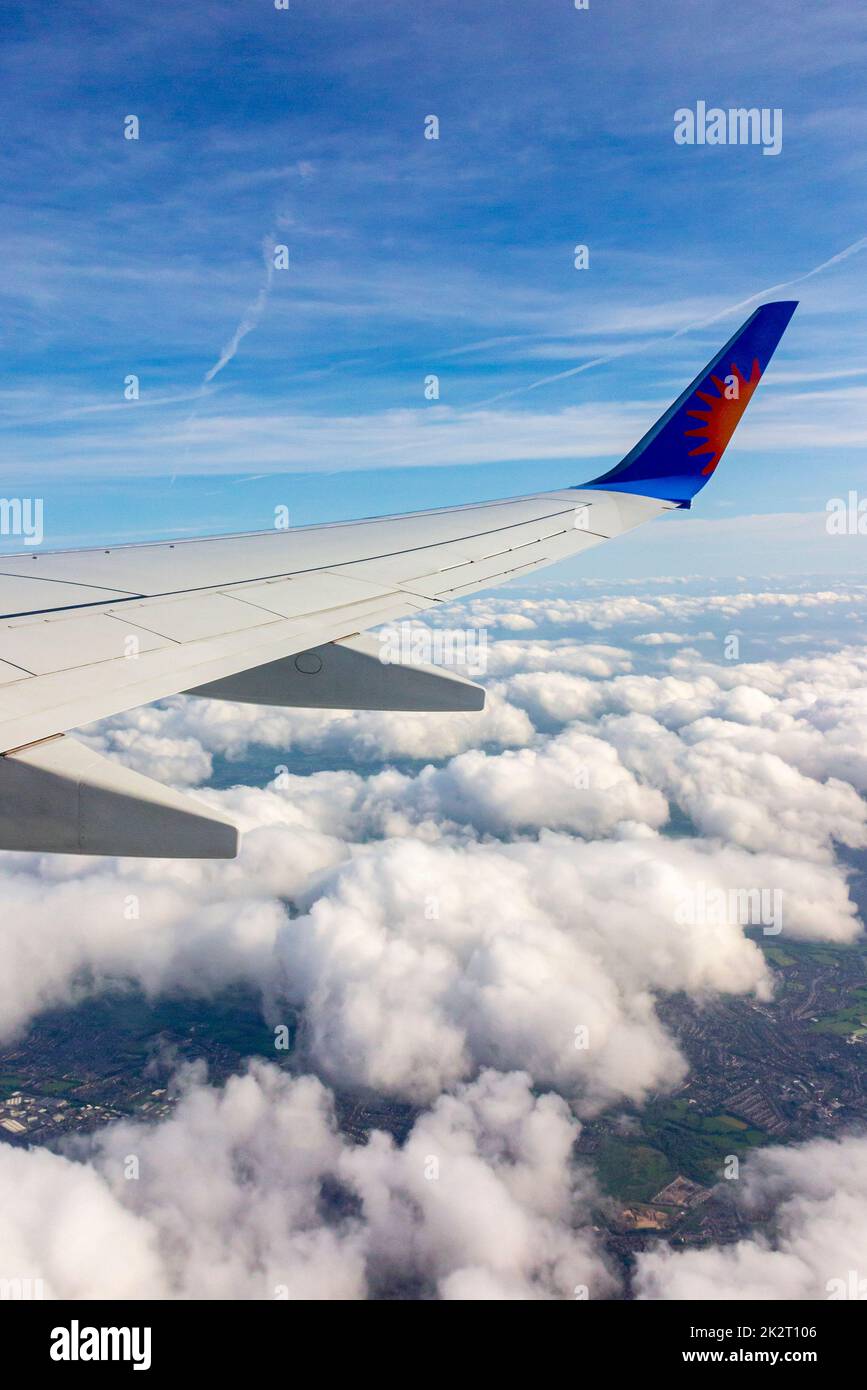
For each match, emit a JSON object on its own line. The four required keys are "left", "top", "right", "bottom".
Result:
{"left": 578, "top": 301, "right": 798, "bottom": 505}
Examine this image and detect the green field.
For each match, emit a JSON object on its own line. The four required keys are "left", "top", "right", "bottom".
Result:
{"left": 751, "top": 933, "right": 867, "bottom": 968}
{"left": 593, "top": 1098, "right": 767, "bottom": 1202}
{"left": 761, "top": 945, "right": 797, "bottom": 968}
{"left": 811, "top": 987, "right": 867, "bottom": 1038}
{"left": 32, "top": 989, "right": 282, "bottom": 1062}
{"left": 594, "top": 1137, "right": 675, "bottom": 1202}
{"left": 35, "top": 1078, "right": 86, "bottom": 1095}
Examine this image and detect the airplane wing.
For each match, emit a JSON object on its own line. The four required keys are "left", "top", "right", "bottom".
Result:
{"left": 0, "top": 301, "right": 797, "bottom": 858}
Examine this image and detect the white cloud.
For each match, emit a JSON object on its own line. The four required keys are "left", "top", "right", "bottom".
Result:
{"left": 83, "top": 686, "right": 533, "bottom": 784}
{"left": 0, "top": 1063, "right": 614, "bottom": 1301}
{"left": 1, "top": 585, "right": 864, "bottom": 1300}
{"left": 604, "top": 711, "right": 867, "bottom": 862}
{"left": 484, "top": 640, "right": 633, "bottom": 677}
{"left": 8, "top": 808, "right": 849, "bottom": 1108}
{"left": 634, "top": 1133, "right": 867, "bottom": 1301}
{"left": 274, "top": 825, "right": 864, "bottom": 1105}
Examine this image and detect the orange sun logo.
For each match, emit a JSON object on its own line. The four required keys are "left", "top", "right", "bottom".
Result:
{"left": 684, "top": 357, "right": 762, "bottom": 475}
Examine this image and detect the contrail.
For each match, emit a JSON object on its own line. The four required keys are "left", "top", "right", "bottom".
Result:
{"left": 203, "top": 234, "right": 276, "bottom": 384}
{"left": 472, "top": 233, "right": 867, "bottom": 408}
{"left": 171, "top": 233, "right": 277, "bottom": 482}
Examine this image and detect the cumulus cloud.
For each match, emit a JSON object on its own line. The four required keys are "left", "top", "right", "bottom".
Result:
{"left": 1, "top": 599, "right": 862, "bottom": 1102}
{"left": 604, "top": 711, "right": 867, "bottom": 861}
{"left": 484, "top": 640, "right": 633, "bottom": 677}
{"left": 9, "top": 798, "right": 854, "bottom": 1108}
{"left": 83, "top": 686, "right": 533, "bottom": 785}
{"left": 275, "top": 830, "right": 865, "bottom": 1105}
{"left": 326, "top": 725, "right": 670, "bottom": 839}
{"left": 634, "top": 631, "right": 711, "bottom": 646}
{"left": 2, "top": 583, "right": 865, "bottom": 1300}
{"left": 0, "top": 1063, "right": 614, "bottom": 1301}
{"left": 456, "top": 587, "right": 867, "bottom": 636}
{"left": 634, "top": 1132, "right": 867, "bottom": 1301}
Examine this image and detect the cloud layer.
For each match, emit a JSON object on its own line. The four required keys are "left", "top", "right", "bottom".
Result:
{"left": 635, "top": 1133, "right": 867, "bottom": 1301}
{"left": 0, "top": 1063, "right": 613, "bottom": 1301}
{"left": 0, "top": 584, "right": 864, "bottom": 1299}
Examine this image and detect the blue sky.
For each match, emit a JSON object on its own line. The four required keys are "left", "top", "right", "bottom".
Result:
{"left": 1, "top": 0, "right": 865, "bottom": 575}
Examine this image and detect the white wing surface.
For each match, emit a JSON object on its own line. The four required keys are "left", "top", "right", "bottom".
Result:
{"left": 0, "top": 301, "right": 797, "bottom": 856}
{"left": 0, "top": 486, "right": 667, "bottom": 755}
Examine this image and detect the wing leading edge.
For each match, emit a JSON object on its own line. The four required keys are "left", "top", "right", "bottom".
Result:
{"left": 0, "top": 302, "right": 796, "bottom": 856}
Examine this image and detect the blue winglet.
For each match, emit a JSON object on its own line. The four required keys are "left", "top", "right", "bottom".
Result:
{"left": 578, "top": 301, "right": 798, "bottom": 506}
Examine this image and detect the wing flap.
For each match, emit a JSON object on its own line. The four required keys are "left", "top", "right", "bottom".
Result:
{"left": 0, "top": 611, "right": 170, "bottom": 675}
{"left": 228, "top": 571, "right": 395, "bottom": 618}
{"left": 0, "top": 592, "right": 424, "bottom": 754}
{"left": 107, "top": 591, "right": 281, "bottom": 643}
{"left": 395, "top": 521, "right": 607, "bottom": 599}
{"left": 0, "top": 488, "right": 671, "bottom": 754}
